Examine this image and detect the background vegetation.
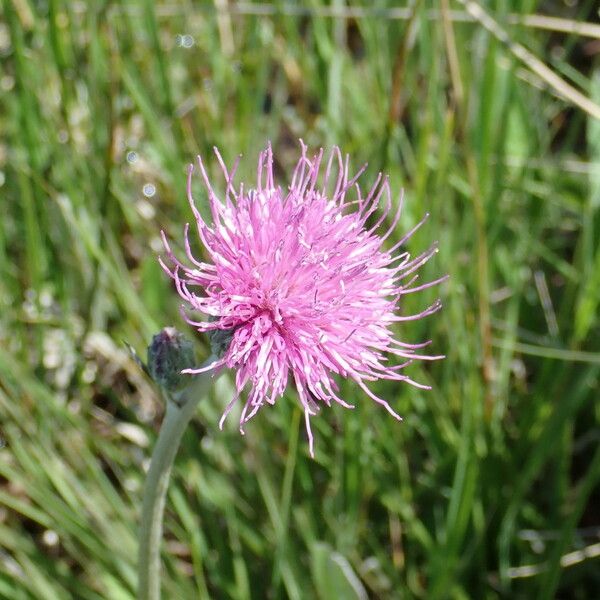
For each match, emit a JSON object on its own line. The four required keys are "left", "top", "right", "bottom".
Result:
{"left": 1, "top": 0, "right": 599, "bottom": 598}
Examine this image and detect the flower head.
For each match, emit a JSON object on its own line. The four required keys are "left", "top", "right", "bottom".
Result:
{"left": 160, "top": 142, "right": 445, "bottom": 456}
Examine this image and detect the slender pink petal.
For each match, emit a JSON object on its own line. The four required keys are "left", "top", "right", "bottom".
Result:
{"left": 181, "top": 358, "right": 226, "bottom": 374}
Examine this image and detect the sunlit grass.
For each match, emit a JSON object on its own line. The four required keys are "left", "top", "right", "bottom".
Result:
{"left": 1, "top": 1, "right": 599, "bottom": 598}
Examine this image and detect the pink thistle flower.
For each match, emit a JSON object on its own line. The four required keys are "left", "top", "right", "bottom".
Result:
{"left": 160, "top": 142, "right": 445, "bottom": 457}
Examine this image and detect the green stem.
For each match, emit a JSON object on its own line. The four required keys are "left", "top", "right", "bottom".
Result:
{"left": 138, "top": 356, "right": 218, "bottom": 600}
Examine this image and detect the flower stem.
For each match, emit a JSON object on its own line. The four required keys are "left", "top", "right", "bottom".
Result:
{"left": 138, "top": 357, "right": 218, "bottom": 600}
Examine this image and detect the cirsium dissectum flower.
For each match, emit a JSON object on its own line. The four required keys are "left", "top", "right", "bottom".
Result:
{"left": 160, "top": 143, "right": 445, "bottom": 456}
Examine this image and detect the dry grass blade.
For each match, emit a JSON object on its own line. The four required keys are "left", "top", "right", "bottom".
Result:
{"left": 455, "top": 0, "right": 600, "bottom": 120}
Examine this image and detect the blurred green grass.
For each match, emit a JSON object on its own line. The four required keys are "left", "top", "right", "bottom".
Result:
{"left": 1, "top": 0, "right": 599, "bottom": 598}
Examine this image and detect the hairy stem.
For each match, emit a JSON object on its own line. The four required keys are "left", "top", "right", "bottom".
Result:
{"left": 138, "top": 356, "right": 218, "bottom": 600}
